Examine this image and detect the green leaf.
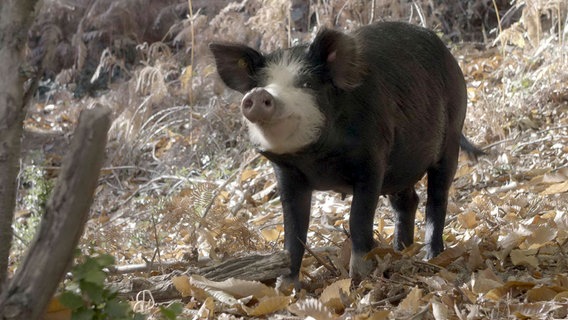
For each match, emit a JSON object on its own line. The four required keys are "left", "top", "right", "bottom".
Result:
{"left": 59, "top": 291, "right": 84, "bottom": 310}
{"left": 83, "top": 267, "right": 107, "bottom": 285}
{"left": 133, "top": 313, "right": 148, "bottom": 320}
{"left": 104, "top": 299, "right": 131, "bottom": 318}
{"left": 79, "top": 281, "right": 104, "bottom": 304}
{"left": 73, "top": 258, "right": 98, "bottom": 281}
{"left": 159, "top": 302, "right": 184, "bottom": 320}
{"left": 71, "top": 308, "right": 96, "bottom": 320}
{"left": 94, "top": 254, "right": 115, "bottom": 268}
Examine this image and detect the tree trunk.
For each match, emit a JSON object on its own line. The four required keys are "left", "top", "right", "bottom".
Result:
{"left": 0, "top": 105, "right": 112, "bottom": 320}
{"left": 0, "top": 0, "right": 39, "bottom": 289}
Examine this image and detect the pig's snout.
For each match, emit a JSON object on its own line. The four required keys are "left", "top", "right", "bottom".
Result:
{"left": 241, "top": 88, "right": 275, "bottom": 123}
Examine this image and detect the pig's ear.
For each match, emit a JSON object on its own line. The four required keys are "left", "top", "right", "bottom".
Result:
{"left": 209, "top": 43, "right": 265, "bottom": 93}
{"left": 309, "top": 29, "right": 365, "bottom": 90}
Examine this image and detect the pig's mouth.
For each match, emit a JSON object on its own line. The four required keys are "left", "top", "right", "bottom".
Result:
{"left": 252, "top": 114, "right": 301, "bottom": 137}
{"left": 245, "top": 113, "right": 306, "bottom": 153}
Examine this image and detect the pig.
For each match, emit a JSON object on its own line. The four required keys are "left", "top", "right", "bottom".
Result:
{"left": 210, "top": 21, "right": 483, "bottom": 289}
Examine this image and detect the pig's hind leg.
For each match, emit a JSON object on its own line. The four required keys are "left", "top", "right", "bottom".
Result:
{"left": 349, "top": 179, "right": 382, "bottom": 281}
{"left": 424, "top": 137, "right": 460, "bottom": 259}
{"left": 389, "top": 187, "right": 419, "bottom": 251}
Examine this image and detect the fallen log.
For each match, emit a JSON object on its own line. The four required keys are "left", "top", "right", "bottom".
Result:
{"left": 114, "top": 251, "right": 290, "bottom": 301}
{"left": 106, "top": 260, "right": 195, "bottom": 275}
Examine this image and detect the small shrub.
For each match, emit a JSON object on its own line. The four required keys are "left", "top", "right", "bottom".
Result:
{"left": 60, "top": 254, "right": 145, "bottom": 320}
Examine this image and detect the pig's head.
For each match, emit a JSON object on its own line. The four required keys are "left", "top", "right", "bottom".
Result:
{"left": 210, "top": 29, "right": 365, "bottom": 154}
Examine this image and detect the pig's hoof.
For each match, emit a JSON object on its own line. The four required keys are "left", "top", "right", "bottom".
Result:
{"left": 349, "top": 251, "right": 376, "bottom": 281}
{"left": 425, "top": 243, "right": 444, "bottom": 260}
{"left": 276, "top": 275, "right": 300, "bottom": 294}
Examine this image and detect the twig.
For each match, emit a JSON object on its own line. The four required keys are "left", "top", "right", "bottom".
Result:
{"left": 287, "top": 1, "right": 291, "bottom": 47}
{"left": 412, "top": 1, "right": 426, "bottom": 28}
{"left": 413, "top": 260, "right": 443, "bottom": 272}
{"left": 188, "top": 0, "right": 195, "bottom": 103}
{"left": 481, "top": 124, "right": 568, "bottom": 151}
{"left": 476, "top": 136, "right": 516, "bottom": 150}
{"left": 492, "top": 0, "right": 504, "bottom": 55}
{"left": 491, "top": 0, "right": 503, "bottom": 37}
{"left": 371, "top": 291, "right": 408, "bottom": 306}
{"left": 102, "top": 165, "right": 156, "bottom": 172}
{"left": 512, "top": 136, "right": 552, "bottom": 153}
{"left": 369, "top": 0, "right": 375, "bottom": 24}
{"left": 300, "top": 238, "right": 338, "bottom": 275}
{"left": 150, "top": 209, "right": 164, "bottom": 274}
{"left": 534, "top": 124, "right": 568, "bottom": 135}
{"left": 335, "top": 0, "right": 350, "bottom": 26}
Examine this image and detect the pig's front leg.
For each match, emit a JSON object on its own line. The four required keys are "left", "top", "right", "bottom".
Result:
{"left": 273, "top": 165, "right": 312, "bottom": 291}
{"left": 349, "top": 171, "right": 382, "bottom": 281}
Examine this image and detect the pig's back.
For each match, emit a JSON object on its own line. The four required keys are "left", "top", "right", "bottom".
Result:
{"left": 353, "top": 22, "right": 467, "bottom": 193}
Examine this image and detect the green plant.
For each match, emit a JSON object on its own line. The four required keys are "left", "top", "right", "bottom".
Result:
{"left": 60, "top": 254, "right": 145, "bottom": 320}
{"left": 21, "top": 165, "right": 54, "bottom": 216}
{"left": 12, "top": 165, "right": 55, "bottom": 257}
{"left": 159, "top": 302, "right": 184, "bottom": 320}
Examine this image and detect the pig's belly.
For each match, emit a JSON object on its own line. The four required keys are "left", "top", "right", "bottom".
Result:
{"left": 305, "top": 161, "right": 428, "bottom": 196}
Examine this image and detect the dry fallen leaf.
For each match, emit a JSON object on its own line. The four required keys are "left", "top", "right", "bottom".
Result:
{"left": 240, "top": 169, "right": 259, "bottom": 182}
{"left": 241, "top": 295, "right": 291, "bottom": 316}
{"left": 366, "top": 310, "right": 391, "bottom": 320}
{"left": 260, "top": 228, "right": 281, "bottom": 241}
{"left": 428, "top": 244, "right": 466, "bottom": 267}
{"left": 289, "top": 298, "right": 336, "bottom": 319}
{"left": 542, "top": 168, "right": 568, "bottom": 183}
{"left": 172, "top": 275, "right": 193, "bottom": 297}
{"left": 188, "top": 274, "right": 278, "bottom": 299}
{"left": 467, "top": 243, "right": 485, "bottom": 271}
{"left": 526, "top": 286, "right": 563, "bottom": 302}
{"left": 510, "top": 249, "right": 539, "bottom": 268}
{"left": 431, "top": 299, "right": 449, "bottom": 320}
{"left": 524, "top": 223, "right": 558, "bottom": 249}
{"left": 458, "top": 210, "right": 478, "bottom": 229}
{"left": 485, "top": 281, "right": 536, "bottom": 301}
{"left": 509, "top": 301, "right": 562, "bottom": 318}
{"left": 320, "top": 278, "right": 352, "bottom": 313}
{"left": 196, "top": 297, "right": 215, "bottom": 320}
{"left": 471, "top": 268, "right": 503, "bottom": 295}
{"left": 43, "top": 296, "right": 72, "bottom": 320}
{"left": 396, "top": 286, "right": 423, "bottom": 316}
{"left": 541, "top": 181, "right": 568, "bottom": 195}
{"left": 498, "top": 223, "right": 532, "bottom": 254}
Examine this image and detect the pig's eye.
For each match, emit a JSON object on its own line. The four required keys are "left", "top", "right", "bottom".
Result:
{"left": 302, "top": 81, "right": 312, "bottom": 89}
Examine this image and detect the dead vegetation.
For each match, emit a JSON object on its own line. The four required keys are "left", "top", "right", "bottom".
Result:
{"left": 10, "top": 0, "right": 568, "bottom": 318}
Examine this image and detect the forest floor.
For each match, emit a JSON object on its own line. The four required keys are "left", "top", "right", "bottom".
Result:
{"left": 10, "top": 0, "right": 568, "bottom": 319}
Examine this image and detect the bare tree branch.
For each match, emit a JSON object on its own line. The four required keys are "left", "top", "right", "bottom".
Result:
{"left": 0, "top": 104, "right": 111, "bottom": 320}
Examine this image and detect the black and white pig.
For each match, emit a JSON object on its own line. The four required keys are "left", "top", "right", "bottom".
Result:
{"left": 210, "top": 21, "right": 482, "bottom": 289}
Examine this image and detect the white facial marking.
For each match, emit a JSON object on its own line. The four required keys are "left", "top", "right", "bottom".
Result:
{"left": 245, "top": 53, "right": 325, "bottom": 154}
